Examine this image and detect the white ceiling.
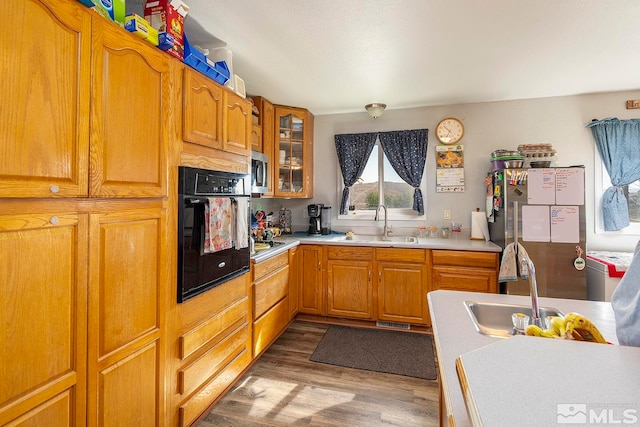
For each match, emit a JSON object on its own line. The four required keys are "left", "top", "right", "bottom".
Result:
{"left": 153, "top": 0, "right": 640, "bottom": 116}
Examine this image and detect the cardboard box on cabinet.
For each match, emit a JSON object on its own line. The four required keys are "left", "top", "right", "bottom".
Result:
{"left": 144, "top": 0, "right": 189, "bottom": 59}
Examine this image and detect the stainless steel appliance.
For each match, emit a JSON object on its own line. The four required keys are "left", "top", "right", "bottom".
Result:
{"left": 308, "top": 203, "right": 323, "bottom": 235}
{"left": 489, "top": 167, "right": 587, "bottom": 299}
{"left": 321, "top": 206, "right": 331, "bottom": 235}
{"left": 177, "top": 166, "right": 250, "bottom": 303}
{"left": 251, "top": 150, "right": 269, "bottom": 194}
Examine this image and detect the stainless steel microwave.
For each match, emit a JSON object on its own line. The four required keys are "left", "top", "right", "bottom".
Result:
{"left": 251, "top": 150, "right": 269, "bottom": 194}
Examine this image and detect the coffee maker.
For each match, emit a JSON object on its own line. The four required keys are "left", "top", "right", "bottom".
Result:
{"left": 308, "top": 203, "right": 323, "bottom": 235}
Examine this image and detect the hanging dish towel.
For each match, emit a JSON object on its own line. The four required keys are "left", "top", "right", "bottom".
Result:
{"left": 499, "top": 243, "right": 517, "bottom": 282}
{"left": 234, "top": 197, "right": 249, "bottom": 249}
{"left": 499, "top": 243, "right": 532, "bottom": 282}
{"left": 204, "top": 197, "right": 233, "bottom": 253}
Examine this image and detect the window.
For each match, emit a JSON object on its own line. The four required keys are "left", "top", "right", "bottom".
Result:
{"left": 344, "top": 140, "right": 424, "bottom": 219}
{"left": 595, "top": 156, "right": 640, "bottom": 234}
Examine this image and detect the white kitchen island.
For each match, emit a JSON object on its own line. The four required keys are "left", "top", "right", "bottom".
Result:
{"left": 427, "top": 290, "right": 637, "bottom": 427}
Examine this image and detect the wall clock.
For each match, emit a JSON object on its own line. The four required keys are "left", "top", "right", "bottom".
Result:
{"left": 436, "top": 117, "right": 464, "bottom": 145}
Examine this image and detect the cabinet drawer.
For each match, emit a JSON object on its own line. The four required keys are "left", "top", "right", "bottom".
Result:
{"left": 376, "top": 247, "right": 426, "bottom": 263}
{"left": 178, "top": 323, "right": 248, "bottom": 395}
{"left": 179, "top": 298, "right": 247, "bottom": 360}
{"left": 432, "top": 250, "right": 498, "bottom": 269}
{"left": 254, "top": 265, "right": 289, "bottom": 319}
{"left": 432, "top": 266, "right": 497, "bottom": 293}
{"left": 327, "top": 245, "right": 374, "bottom": 260}
{"left": 253, "top": 251, "right": 289, "bottom": 281}
{"left": 253, "top": 296, "right": 290, "bottom": 357}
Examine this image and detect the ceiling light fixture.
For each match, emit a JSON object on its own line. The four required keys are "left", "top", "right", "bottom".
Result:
{"left": 365, "top": 103, "right": 386, "bottom": 119}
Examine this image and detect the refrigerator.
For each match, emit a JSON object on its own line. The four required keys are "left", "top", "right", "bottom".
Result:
{"left": 488, "top": 167, "right": 587, "bottom": 299}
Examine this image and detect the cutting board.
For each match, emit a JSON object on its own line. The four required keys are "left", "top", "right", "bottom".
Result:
{"left": 456, "top": 335, "right": 640, "bottom": 426}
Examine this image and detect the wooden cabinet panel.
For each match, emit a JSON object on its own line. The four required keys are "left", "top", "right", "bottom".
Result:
{"left": 254, "top": 266, "right": 289, "bottom": 319}
{"left": 253, "top": 296, "right": 290, "bottom": 357}
{"left": 432, "top": 267, "right": 498, "bottom": 293}
{"left": 253, "top": 251, "right": 288, "bottom": 281}
{"left": 0, "top": 211, "right": 87, "bottom": 426}
{"left": 376, "top": 247, "right": 426, "bottom": 263}
{"left": 327, "top": 245, "right": 374, "bottom": 261}
{"left": 87, "top": 206, "right": 165, "bottom": 426}
{"left": 298, "top": 245, "right": 324, "bottom": 315}
{"left": 288, "top": 247, "right": 299, "bottom": 317}
{"left": 431, "top": 250, "right": 498, "bottom": 269}
{"left": 0, "top": 0, "right": 90, "bottom": 198}
{"left": 327, "top": 260, "right": 373, "bottom": 319}
{"left": 182, "top": 67, "right": 223, "bottom": 150}
{"left": 6, "top": 390, "right": 73, "bottom": 427}
{"left": 273, "top": 106, "right": 314, "bottom": 198}
{"left": 98, "top": 343, "right": 158, "bottom": 426}
{"left": 179, "top": 325, "right": 248, "bottom": 395}
{"left": 224, "top": 91, "right": 252, "bottom": 156}
{"left": 377, "top": 261, "right": 429, "bottom": 325}
{"left": 251, "top": 124, "right": 262, "bottom": 152}
{"left": 90, "top": 18, "right": 169, "bottom": 198}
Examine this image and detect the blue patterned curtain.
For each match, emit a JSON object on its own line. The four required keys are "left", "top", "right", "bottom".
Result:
{"left": 334, "top": 132, "right": 378, "bottom": 214}
{"left": 587, "top": 118, "right": 640, "bottom": 231}
{"left": 378, "top": 129, "right": 428, "bottom": 214}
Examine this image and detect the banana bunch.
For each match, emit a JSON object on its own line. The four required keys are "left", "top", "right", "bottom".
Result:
{"left": 524, "top": 312, "right": 607, "bottom": 344}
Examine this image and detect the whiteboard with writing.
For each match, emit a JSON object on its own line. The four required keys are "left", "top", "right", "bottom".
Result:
{"left": 551, "top": 206, "right": 580, "bottom": 243}
{"left": 555, "top": 168, "right": 584, "bottom": 206}
{"left": 527, "top": 168, "right": 556, "bottom": 205}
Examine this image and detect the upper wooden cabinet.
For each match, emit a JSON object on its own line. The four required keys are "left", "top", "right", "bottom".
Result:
{"left": 0, "top": 1, "right": 169, "bottom": 199}
{"left": 182, "top": 68, "right": 224, "bottom": 150}
{"left": 0, "top": 0, "right": 91, "bottom": 198}
{"left": 90, "top": 17, "right": 169, "bottom": 198}
{"left": 250, "top": 96, "right": 275, "bottom": 196}
{"left": 274, "top": 105, "right": 314, "bottom": 198}
{"left": 224, "top": 91, "right": 252, "bottom": 157}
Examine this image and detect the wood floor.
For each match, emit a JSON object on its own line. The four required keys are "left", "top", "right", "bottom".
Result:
{"left": 197, "top": 321, "right": 440, "bottom": 426}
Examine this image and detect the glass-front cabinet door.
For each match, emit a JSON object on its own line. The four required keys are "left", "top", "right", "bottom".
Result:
{"left": 274, "top": 106, "right": 313, "bottom": 198}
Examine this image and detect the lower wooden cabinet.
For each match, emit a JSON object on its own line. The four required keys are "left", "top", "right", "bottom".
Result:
{"left": 326, "top": 246, "right": 374, "bottom": 319}
{"left": 431, "top": 250, "right": 499, "bottom": 293}
{"left": 298, "top": 245, "right": 324, "bottom": 315}
{"left": 376, "top": 248, "right": 429, "bottom": 325}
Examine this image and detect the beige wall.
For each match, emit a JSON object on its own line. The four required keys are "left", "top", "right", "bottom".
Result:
{"left": 256, "top": 89, "right": 640, "bottom": 252}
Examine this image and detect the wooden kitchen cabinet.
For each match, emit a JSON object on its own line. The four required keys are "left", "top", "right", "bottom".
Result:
{"left": 90, "top": 17, "right": 169, "bottom": 198}
{"left": 251, "top": 124, "right": 262, "bottom": 152}
{"left": 0, "top": 0, "right": 91, "bottom": 198}
{"left": 298, "top": 245, "right": 324, "bottom": 315}
{"left": 326, "top": 246, "right": 375, "bottom": 319}
{"left": 288, "top": 247, "right": 300, "bottom": 317}
{"left": 250, "top": 96, "right": 275, "bottom": 195}
{"left": 274, "top": 105, "right": 314, "bottom": 198}
{"left": 224, "top": 91, "right": 252, "bottom": 157}
{"left": 86, "top": 205, "right": 166, "bottom": 427}
{"left": 182, "top": 67, "right": 224, "bottom": 151}
{"left": 252, "top": 251, "right": 291, "bottom": 357}
{"left": 0, "top": 1, "right": 170, "bottom": 199}
{"left": 376, "top": 248, "right": 430, "bottom": 326}
{"left": 0, "top": 209, "right": 88, "bottom": 426}
{"left": 431, "top": 250, "right": 499, "bottom": 293}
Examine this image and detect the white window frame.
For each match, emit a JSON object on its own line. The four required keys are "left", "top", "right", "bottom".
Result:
{"left": 594, "top": 151, "right": 640, "bottom": 235}
{"left": 336, "top": 139, "right": 427, "bottom": 222}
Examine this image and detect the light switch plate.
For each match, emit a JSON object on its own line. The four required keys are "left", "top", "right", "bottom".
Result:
{"left": 444, "top": 209, "right": 452, "bottom": 220}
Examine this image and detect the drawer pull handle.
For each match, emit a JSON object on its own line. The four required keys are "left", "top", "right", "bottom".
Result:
{"left": 50, "top": 216, "right": 59, "bottom": 225}
{"left": 49, "top": 185, "right": 59, "bottom": 194}
{"left": 218, "top": 261, "right": 226, "bottom": 268}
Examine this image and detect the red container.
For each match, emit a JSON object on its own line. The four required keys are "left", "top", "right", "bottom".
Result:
{"left": 144, "top": 0, "right": 189, "bottom": 60}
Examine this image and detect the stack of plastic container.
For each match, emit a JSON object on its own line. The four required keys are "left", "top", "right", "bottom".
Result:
{"left": 517, "top": 144, "right": 557, "bottom": 168}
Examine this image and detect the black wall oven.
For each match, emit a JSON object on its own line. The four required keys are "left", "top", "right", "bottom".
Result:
{"left": 177, "top": 166, "right": 251, "bottom": 303}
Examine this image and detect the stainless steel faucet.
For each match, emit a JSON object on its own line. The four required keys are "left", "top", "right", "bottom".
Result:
{"left": 521, "top": 257, "right": 542, "bottom": 327}
{"left": 374, "top": 204, "right": 389, "bottom": 239}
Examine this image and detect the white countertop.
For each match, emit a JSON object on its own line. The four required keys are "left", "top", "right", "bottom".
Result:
{"left": 428, "top": 290, "right": 620, "bottom": 427}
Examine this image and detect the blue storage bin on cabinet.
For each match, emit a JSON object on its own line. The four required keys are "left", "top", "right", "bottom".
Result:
{"left": 183, "top": 33, "right": 230, "bottom": 85}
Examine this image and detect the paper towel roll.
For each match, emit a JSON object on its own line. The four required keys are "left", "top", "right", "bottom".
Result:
{"left": 471, "top": 210, "right": 490, "bottom": 241}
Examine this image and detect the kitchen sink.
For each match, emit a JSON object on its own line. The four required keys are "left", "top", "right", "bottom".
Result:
{"left": 337, "top": 235, "right": 419, "bottom": 244}
{"left": 464, "top": 300, "right": 564, "bottom": 338}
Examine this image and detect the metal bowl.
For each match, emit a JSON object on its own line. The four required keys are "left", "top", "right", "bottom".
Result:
{"left": 503, "top": 160, "right": 524, "bottom": 168}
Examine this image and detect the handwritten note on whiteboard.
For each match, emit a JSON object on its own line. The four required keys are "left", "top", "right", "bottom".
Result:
{"left": 555, "top": 168, "right": 585, "bottom": 206}
{"left": 551, "top": 206, "right": 580, "bottom": 243}
{"left": 527, "top": 168, "right": 556, "bottom": 205}
{"left": 522, "top": 205, "right": 550, "bottom": 242}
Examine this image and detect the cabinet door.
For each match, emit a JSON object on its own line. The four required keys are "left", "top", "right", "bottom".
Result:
{"left": 288, "top": 247, "right": 299, "bottom": 317}
{"left": 298, "top": 245, "right": 324, "bottom": 315}
{"left": 183, "top": 68, "right": 224, "bottom": 150}
{"left": 223, "top": 91, "right": 251, "bottom": 157}
{"left": 90, "top": 19, "right": 169, "bottom": 198}
{"left": 377, "top": 262, "right": 429, "bottom": 325}
{"left": 87, "top": 207, "right": 166, "bottom": 426}
{"left": 251, "top": 124, "right": 262, "bottom": 152}
{"left": 0, "top": 0, "right": 90, "bottom": 198}
{"left": 274, "top": 106, "right": 313, "bottom": 198}
{"left": 327, "top": 260, "right": 373, "bottom": 319}
{"left": 260, "top": 98, "right": 275, "bottom": 196}
{"left": 0, "top": 210, "right": 87, "bottom": 426}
